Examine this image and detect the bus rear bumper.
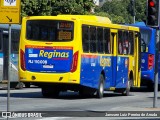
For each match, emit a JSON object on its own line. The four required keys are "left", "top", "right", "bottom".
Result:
{"left": 19, "top": 71, "right": 80, "bottom": 84}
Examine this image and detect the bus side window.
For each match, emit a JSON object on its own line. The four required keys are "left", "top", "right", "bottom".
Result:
{"left": 129, "top": 32, "right": 134, "bottom": 54}
{"left": 90, "top": 26, "right": 97, "bottom": 53}
{"left": 97, "top": 27, "right": 103, "bottom": 53}
{"left": 118, "top": 30, "right": 123, "bottom": 54}
{"left": 82, "top": 25, "right": 89, "bottom": 53}
{"left": 123, "top": 31, "right": 129, "bottom": 55}
{"left": 104, "top": 28, "right": 110, "bottom": 54}
{"left": 0, "top": 30, "right": 2, "bottom": 51}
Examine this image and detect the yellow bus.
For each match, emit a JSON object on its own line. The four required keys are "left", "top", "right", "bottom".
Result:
{"left": 19, "top": 15, "right": 141, "bottom": 98}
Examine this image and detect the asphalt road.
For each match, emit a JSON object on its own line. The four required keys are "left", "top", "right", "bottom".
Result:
{"left": 0, "top": 87, "right": 160, "bottom": 120}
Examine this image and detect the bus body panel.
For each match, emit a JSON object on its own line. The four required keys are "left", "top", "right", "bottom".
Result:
{"left": 19, "top": 15, "right": 141, "bottom": 97}
{"left": 80, "top": 55, "right": 114, "bottom": 89}
{"left": 25, "top": 45, "right": 73, "bottom": 73}
{"left": 141, "top": 53, "right": 154, "bottom": 82}
{"left": 115, "top": 57, "right": 129, "bottom": 88}
{"left": 80, "top": 55, "right": 129, "bottom": 89}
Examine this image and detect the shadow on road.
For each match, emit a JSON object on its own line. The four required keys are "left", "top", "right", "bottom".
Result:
{"left": 131, "top": 86, "right": 154, "bottom": 92}
{"left": 0, "top": 90, "right": 134, "bottom": 100}
{"left": 0, "top": 91, "right": 42, "bottom": 98}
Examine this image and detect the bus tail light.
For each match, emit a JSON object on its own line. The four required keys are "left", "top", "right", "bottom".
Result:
{"left": 70, "top": 51, "right": 79, "bottom": 73}
{"left": 20, "top": 49, "right": 26, "bottom": 71}
{"left": 148, "top": 54, "right": 154, "bottom": 70}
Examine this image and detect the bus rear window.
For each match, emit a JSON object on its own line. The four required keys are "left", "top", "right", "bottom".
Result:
{"left": 140, "top": 29, "right": 151, "bottom": 46}
{"left": 26, "top": 20, "right": 74, "bottom": 41}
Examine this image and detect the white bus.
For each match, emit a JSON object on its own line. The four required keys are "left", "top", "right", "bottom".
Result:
{"left": 0, "top": 24, "right": 23, "bottom": 89}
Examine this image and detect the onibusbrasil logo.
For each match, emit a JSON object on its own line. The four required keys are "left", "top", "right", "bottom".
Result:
{"left": 5, "top": 0, "right": 16, "bottom": 5}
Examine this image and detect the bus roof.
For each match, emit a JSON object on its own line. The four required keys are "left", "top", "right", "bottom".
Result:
{"left": 0, "top": 24, "right": 21, "bottom": 30}
{"left": 130, "top": 22, "right": 154, "bottom": 31}
{"left": 23, "top": 15, "right": 139, "bottom": 31}
{"left": 57, "top": 15, "right": 112, "bottom": 23}
{"left": 24, "top": 15, "right": 112, "bottom": 24}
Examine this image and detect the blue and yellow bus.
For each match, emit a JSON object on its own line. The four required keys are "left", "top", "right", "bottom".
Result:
{"left": 0, "top": 24, "right": 23, "bottom": 89}
{"left": 132, "top": 22, "right": 160, "bottom": 90}
{"left": 19, "top": 15, "right": 141, "bottom": 98}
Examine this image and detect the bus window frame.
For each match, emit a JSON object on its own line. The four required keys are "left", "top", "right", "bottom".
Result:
{"left": 104, "top": 28, "right": 111, "bottom": 54}
{"left": 118, "top": 30, "right": 123, "bottom": 55}
{"left": 90, "top": 26, "right": 97, "bottom": 53}
{"left": 82, "top": 25, "right": 90, "bottom": 53}
{"left": 97, "top": 27, "right": 104, "bottom": 53}
{"left": 26, "top": 20, "right": 74, "bottom": 42}
{"left": 128, "top": 31, "right": 134, "bottom": 55}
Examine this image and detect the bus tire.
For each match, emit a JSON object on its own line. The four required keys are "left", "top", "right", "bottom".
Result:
{"left": 96, "top": 74, "right": 104, "bottom": 98}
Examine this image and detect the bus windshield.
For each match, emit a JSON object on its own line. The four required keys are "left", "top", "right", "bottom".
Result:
{"left": 140, "top": 29, "right": 151, "bottom": 46}
{"left": 26, "top": 20, "right": 74, "bottom": 42}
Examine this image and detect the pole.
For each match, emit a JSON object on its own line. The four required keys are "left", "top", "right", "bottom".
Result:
{"left": 133, "top": 15, "right": 135, "bottom": 24}
{"left": 153, "top": 29, "right": 159, "bottom": 108}
{"left": 7, "top": 24, "right": 11, "bottom": 119}
{"left": 131, "top": 0, "right": 135, "bottom": 23}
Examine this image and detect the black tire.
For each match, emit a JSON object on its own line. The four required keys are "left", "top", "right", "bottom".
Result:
{"left": 41, "top": 87, "right": 59, "bottom": 98}
{"left": 96, "top": 74, "right": 104, "bottom": 98}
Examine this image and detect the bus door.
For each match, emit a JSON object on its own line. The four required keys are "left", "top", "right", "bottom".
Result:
{"left": 103, "top": 29, "right": 115, "bottom": 88}
{"left": 115, "top": 30, "right": 129, "bottom": 88}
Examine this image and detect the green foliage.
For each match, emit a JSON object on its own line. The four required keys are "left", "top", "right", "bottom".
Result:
{"left": 21, "top": 0, "right": 94, "bottom": 17}
{"left": 21, "top": 0, "right": 55, "bottom": 16}
{"left": 21, "top": 0, "right": 146, "bottom": 24}
{"left": 95, "top": 0, "right": 146, "bottom": 24}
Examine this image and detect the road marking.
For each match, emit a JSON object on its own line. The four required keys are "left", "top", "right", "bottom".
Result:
{"left": 38, "top": 117, "right": 71, "bottom": 120}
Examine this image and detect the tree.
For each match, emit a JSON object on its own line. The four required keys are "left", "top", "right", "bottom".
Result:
{"left": 21, "top": 0, "right": 94, "bottom": 17}
{"left": 21, "top": 0, "right": 55, "bottom": 16}
{"left": 95, "top": 0, "right": 146, "bottom": 24}
{"left": 51, "top": 0, "right": 95, "bottom": 15}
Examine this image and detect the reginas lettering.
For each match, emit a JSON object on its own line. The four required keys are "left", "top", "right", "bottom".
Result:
{"left": 39, "top": 50, "right": 69, "bottom": 59}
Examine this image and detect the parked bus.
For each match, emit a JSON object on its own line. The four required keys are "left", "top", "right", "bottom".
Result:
{"left": 0, "top": 24, "right": 23, "bottom": 89}
{"left": 131, "top": 22, "right": 160, "bottom": 90}
{"left": 19, "top": 15, "right": 141, "bottom": 98}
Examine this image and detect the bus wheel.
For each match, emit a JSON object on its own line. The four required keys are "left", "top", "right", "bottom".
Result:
{"left": 96, "top": 74, "right": 104, "bottom": 98}
{"left": 122, "top": 79, "right": 131, "bottom": 96}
